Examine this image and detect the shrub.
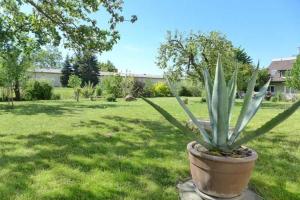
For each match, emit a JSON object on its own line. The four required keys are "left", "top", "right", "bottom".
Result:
{"left": 51, "top": 93, "right": 61, "bottom": 100}
{"left": 276, "top": 92, "right": 284, "bottom": 102}
{"left": 177, "top": 80, "right": 202, "bottom": 97}
{"left": 143, "top": 80, "right": 154, "bottom": 97}
{"left": 82, "top": 81, "right": 95, "bottom": 99}
{"left": 131, "top": 80, "right": 145, "bottom": 97}
{"left": 153, "top": 82, "right": 171, "bottom": 97}
{"left": 95, "top": 84, "right": 102, "bottom": 97}
{"left": 106, "top": 94, "right": 116, "bottom": 102}
{"left": 121, "top": 76, "right": 135, "bottom": 97}
{"left": 101, "top": 75, "right": 123, "bottom": 97}
{"left": 179, "top": 86, "right": 192, "bottom": 96}
{"left": 183, "top": 98, "right": 188, "bottom": 104}
{"left": 24, "top": 80, "right": 53, "bottom": 100}
{"left": 271, "top": 96, "right": 278, "bottom": 102}
{"left": 201, "top": 97, "right": 206, "bottom": 103}
{"left": 68, "top": 75, "right": 82, "bottom": 102}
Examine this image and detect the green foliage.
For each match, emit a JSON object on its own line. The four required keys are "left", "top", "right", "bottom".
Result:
{"left": 153, "top": 82, "right": 171, "bottom": 97}
{"left": 157, "top": 31, "right": 238, "bottom": 81}
{"left": 121, "top": 76, "right": 135, "bottom": 97}
{"left": 0, "top": 0, "right": 137, "bottom": 53}
{"left": 142, "top": 80, "right": 155, "bottom": 97}
{"left": 256, "top": 68, "right": 270, "bottom": 90}
{"left": 99, "top": 60, "right": 118, "bottom": 72}
{"left": 271, "top": 96, "right": 278, "bottom": 102}
{"left": 81, "top": 82, "right": 95, "bottom": 99}
{"left": 74, "top": 53, "right": 99, "bottom": 86}
{"left": 24, "top": 80, "right": 53, "bottom": 100}
{"left": 286, "top": 55, "right": 300, "bottom": 90}
{"left": 234, "top": 48, "right": 252, "bottom": 64}
{"left": 101, "top": 75, "right": 123, "bottom": 98}
{"left": 157, "top": 31, "right": 254, "bottom": 93}
{"left": 32, "top": 45, "right": 63, "bottom": 69}
{"left": 68, "top": 75, "right": 82, "bottom": 102}
{"left": 131, "top": 80, "right": 145, "bottom": 97}
{"left": 60, "top": 56, "right": 73, "bottom": 87}
{"left": 0, "top": 47, "right": 32, "bottom": 101}
{"left": 179, "top": 86, "right": 192, "bottom": 97}
{"left": 51, "top": 93, "right": 61, "bottom": 100}
{"left": 68, "top": 75, "right": 81, "bottom": 88}
{"left": 106, "top": 94, "right": 117, "bottom": 102}
{"left": 143, "top": 57, "right": 300, "bottom": 153}
{"left": 95, "top": 85, "right": 102, "bottom": 97}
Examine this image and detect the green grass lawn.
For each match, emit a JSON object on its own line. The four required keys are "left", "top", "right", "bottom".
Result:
{"left": 0, "top": 98, "right": 299, "bottom": 200}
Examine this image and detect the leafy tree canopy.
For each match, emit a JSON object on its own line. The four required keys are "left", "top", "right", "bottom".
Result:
{"left": 32, "top": 45, "right": 63, "bottom": 69}
{"left": 99, "top": 60, "right": 118, "bottom": 72}
{"left": 157, "top": 31, "right": 254, "bottom": 87}
{"left": 0, "top": 0, "right": 137, "bottom": 53}
{"left": 286, "top": 55, "right": 300, "bottom": 90}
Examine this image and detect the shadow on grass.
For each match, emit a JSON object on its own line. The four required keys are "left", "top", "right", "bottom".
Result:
{"left": 0, "top": 101, "right": 127, "bottom": 116}
{"left": 0, "top": 116, "right": 193, "bottom": 199}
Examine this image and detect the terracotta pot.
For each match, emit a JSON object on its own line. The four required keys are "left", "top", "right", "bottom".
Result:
{"left": 187, "top": 141, "right": 258, "bottom": 198}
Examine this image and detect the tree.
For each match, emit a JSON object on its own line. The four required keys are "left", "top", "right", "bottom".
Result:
{"left": 256, "top": 68, "right": 270, "bottom": 90}
{"left": 74, "top": 52, "right": 99, "bottom": 86}
{"left": 0, "top": 0, "right": 137, "bottom": 53}
{"left": 157, "top": 31, "right": 254, "bottom": 92}
{"left": 286, "top": 55, "right": 300, "bottom": 90}
{"left": 68, "top": 75, "right": 81, "bottom": 102}
{"left": 60, "top": 56, "right": 73, "bottom": 87}
{"left": 0, "top": 47, "right": 32, "bottom": 101}
{"left": 235, "top": 48, "right": 252, "bottom": 65}
{"left": 157, "top": 31, "right": 236, "bottom": 81}
{"left": 99, "top": 60, "right": 118, "bottom": 72}
{"left": 32, "top": 45, "right": 63, "bottom": 69}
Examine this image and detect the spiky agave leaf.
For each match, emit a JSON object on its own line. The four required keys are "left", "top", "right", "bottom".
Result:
{"left": 230, "top": 100, "right": 300, "bottom": 149}
{"left": 227, "top": 66, "right": 238, "bottom": 124}
{"left": 141, "top": 97, "right": 213, "bottom": 149}
{"left": 229, "top": 65, "right": 259, "bottom": 144}
{"left": 229, "top": 79, "right": 271, "bottom": 145}
{"left": 211, "top": 56, "right": 229, "bottom": 147}
{"left": 202, "top": 68, "right": 215, "bottom": 131}
{"left": 166, "top": 78, "right": 212, "bottom": 143}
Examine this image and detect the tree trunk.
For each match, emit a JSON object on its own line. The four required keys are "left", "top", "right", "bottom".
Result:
{"left": 14, "top": 79, "right": 21, "bottom": 101}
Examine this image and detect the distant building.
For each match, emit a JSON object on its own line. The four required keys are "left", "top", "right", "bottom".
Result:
{"left": 29, "top": 68, "right": 62, "bottom": 87}
{"left": 268, "top": 57, "right": 296, "bottom": 94}
{"left": 28, "top": 69, "right": 165, "bottom": 87}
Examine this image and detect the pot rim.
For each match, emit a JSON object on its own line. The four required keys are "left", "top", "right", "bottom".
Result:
{"left": 187, "top": 141, "right": 258, "bottom": 163}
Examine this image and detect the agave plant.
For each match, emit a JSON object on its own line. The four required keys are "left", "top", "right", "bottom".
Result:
{"left": 143, "top": 57, "right": 300, "bottom": 152}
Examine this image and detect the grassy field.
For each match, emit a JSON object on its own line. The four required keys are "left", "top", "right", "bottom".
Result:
{"left": 0, "top": 97, "right": 299, "bottom": 200}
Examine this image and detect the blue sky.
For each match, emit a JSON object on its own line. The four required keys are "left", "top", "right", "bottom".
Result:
{"left": 92, "top": 0, "right": 300, "bottom": 74}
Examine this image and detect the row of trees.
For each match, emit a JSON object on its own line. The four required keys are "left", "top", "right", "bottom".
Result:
{"left": 60, "top": 53, "right": 118, "bottom": 87}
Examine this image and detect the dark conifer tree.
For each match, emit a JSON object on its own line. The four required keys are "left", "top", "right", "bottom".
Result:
{"left": 60, "top": 56, "right": 73, "bottom": 87}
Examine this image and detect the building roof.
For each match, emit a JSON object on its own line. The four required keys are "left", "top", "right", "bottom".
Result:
{"left": 99, "top": 71, "right": 164, "bottom": 79}
{"left": 30, "top": 68, "right": 62, "bottom": 74}
{"left": 29, "top": 68, "right": 164, "bottom": 79}
{"left": 268, "top": 57, "right": 296, "bottom": 71}
{"left": 268, "top": 57, "right": 296, "bottom": 82}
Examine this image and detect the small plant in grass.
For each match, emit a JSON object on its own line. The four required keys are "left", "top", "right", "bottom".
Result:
{"left": 68, "top": 75, "right": 81, "bottom": 102}
{"left": 143, "top": 57, "right": 300, "bottom": 152}
{"left": 95, "top": 84, "right": 102, "bottom": 97}
{"left": 106, "top": 94, "right": 116, "bottom": 102}
{"left": 82, "top": 81, "right": 95, "bottom": 100}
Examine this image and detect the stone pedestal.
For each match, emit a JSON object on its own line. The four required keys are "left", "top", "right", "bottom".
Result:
{"left": 178, "top": 179, "right": 262, "bottom": 200}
